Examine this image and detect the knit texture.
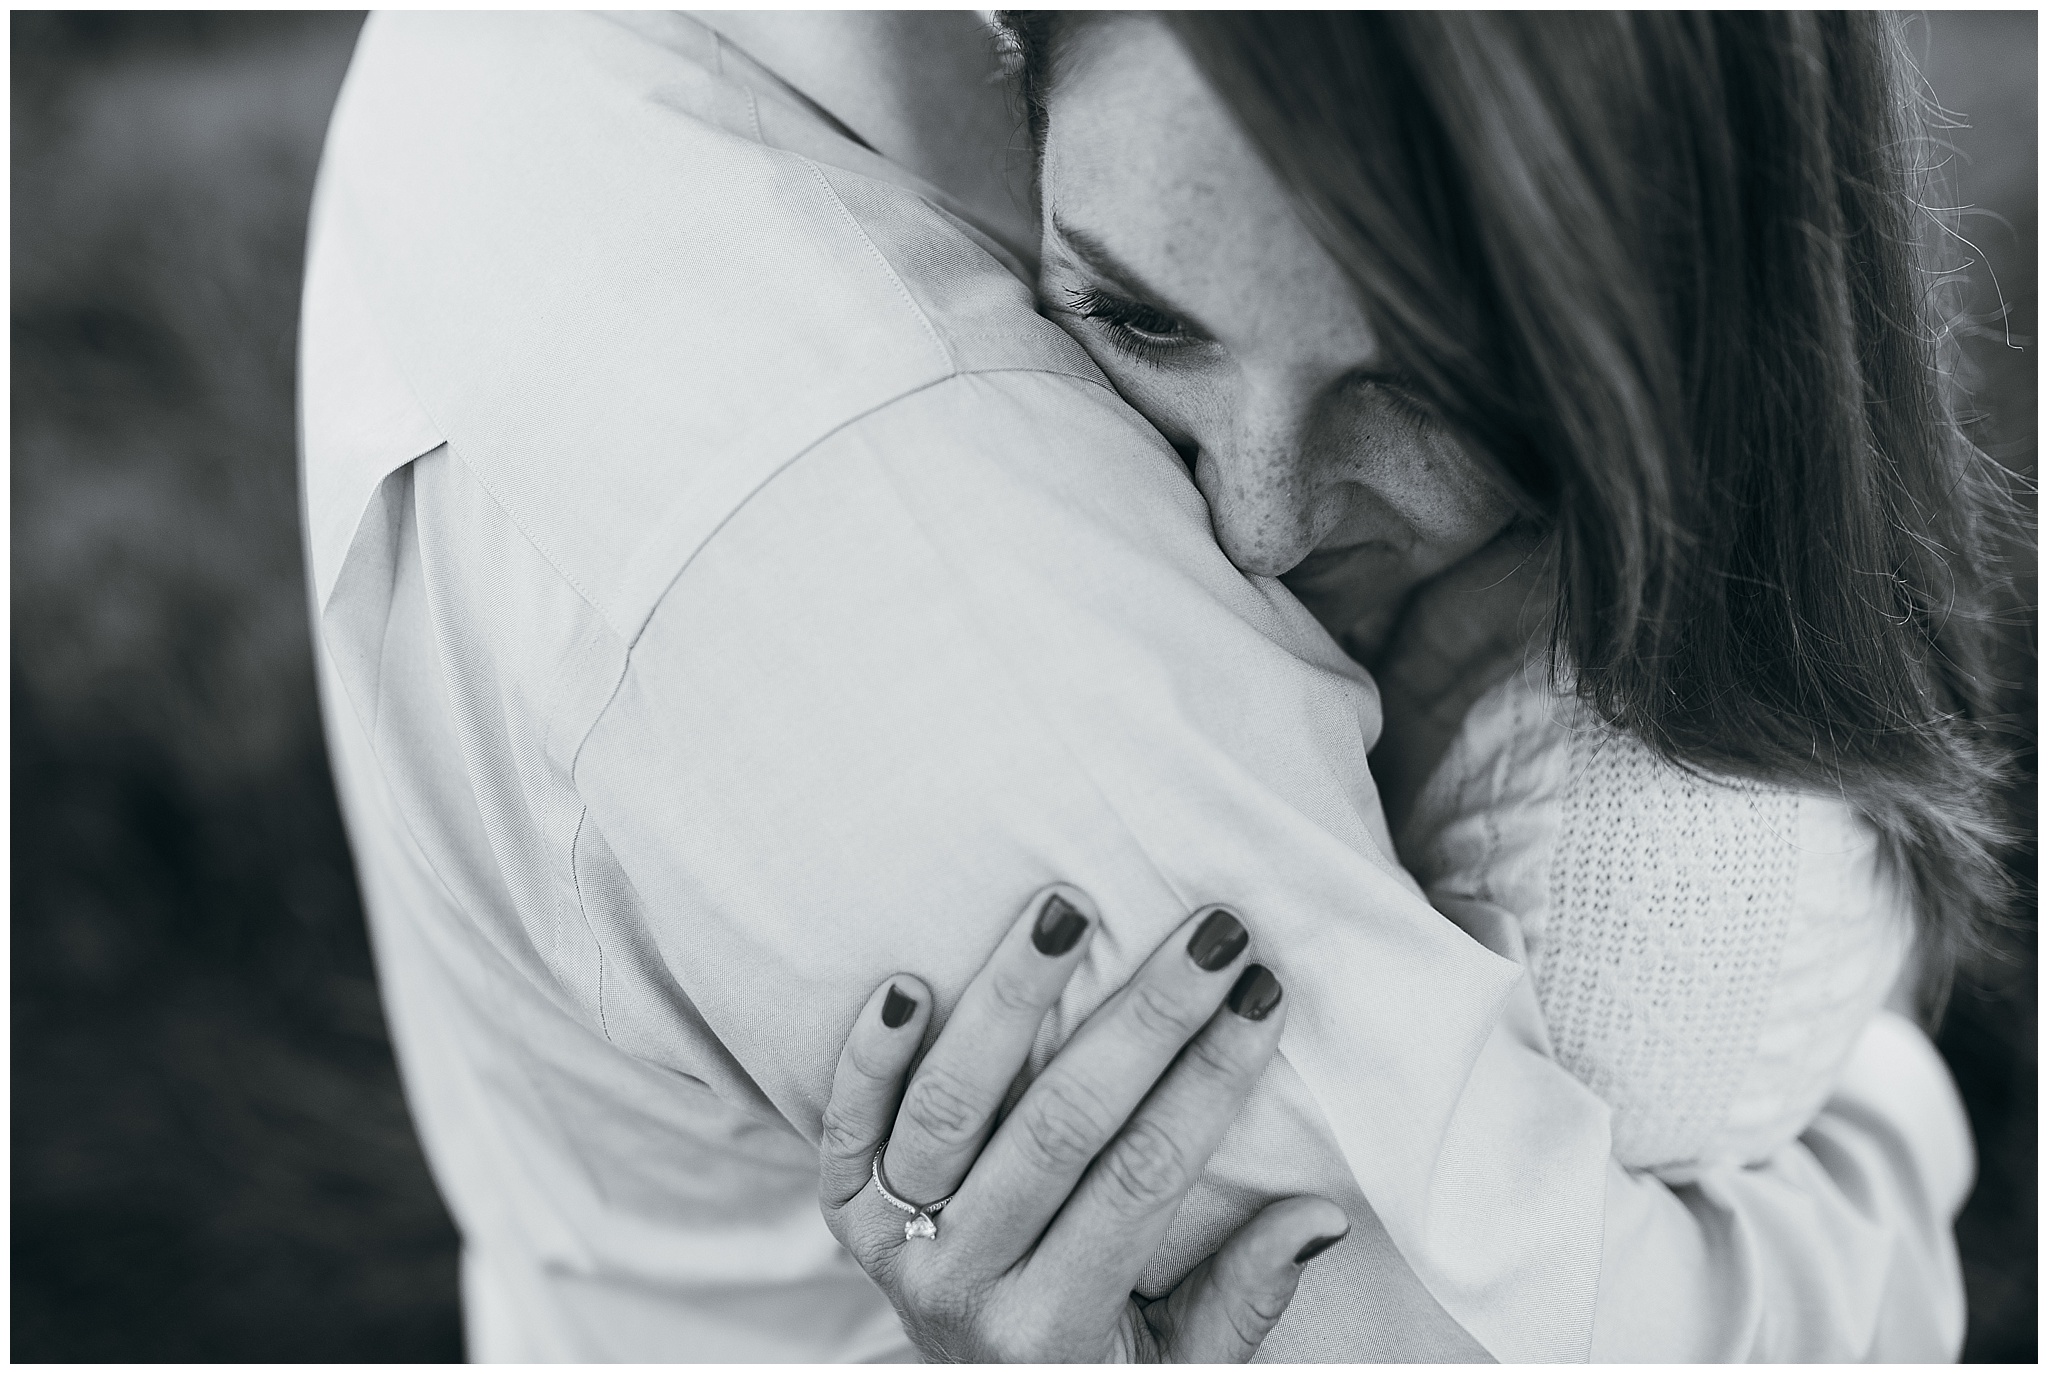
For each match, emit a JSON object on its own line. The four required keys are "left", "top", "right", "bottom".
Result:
{"left": 1403, "top": 665, "right": 1909, "bottom": 1175}
{"left": 1536, "top": 723, "right": 1799, "bottom": 1168}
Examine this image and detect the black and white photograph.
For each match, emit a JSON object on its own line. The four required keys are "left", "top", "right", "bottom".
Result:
{"left": 13, "top": 8, "right": 2036, "bottom": 1363}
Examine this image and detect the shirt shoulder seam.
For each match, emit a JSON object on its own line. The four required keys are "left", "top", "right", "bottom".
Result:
{"left": 802, "top": 159, "right": 955, "bottom": 376}
{"left": 559, "top": 364, "right": 1124, "bottom": 798}
{"left": 616, "top": 364, "right": 1115, "bottom": 654}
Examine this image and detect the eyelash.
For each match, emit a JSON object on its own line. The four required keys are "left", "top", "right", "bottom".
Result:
{"left": 1061, "top": 284, "right": 1438, "bottom": 432}
{"left": 1061, "top": 286, "right": 1198, "bottom": 360}
{"left": 1374, "top": 381, "right": 1436, "bottom": 433}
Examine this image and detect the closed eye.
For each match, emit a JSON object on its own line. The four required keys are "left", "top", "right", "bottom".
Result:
{"left": 1352, "top": 371, "right": 1436, "bottom": 432}
{"left": 1060, "top": 285, "right": 1200, "bottom": 361}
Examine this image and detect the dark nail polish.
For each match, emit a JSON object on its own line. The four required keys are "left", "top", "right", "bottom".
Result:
{"left": 1226, "top": 964, "right": 1283, "bottom": 1021}
{"left": 1033, "top": 894, "right": 1089, "bottom": 956}
{"left": 1293, "top": 1233, "right": 1343, "bottom": 1266}
{"left": 1187, "top": 908, "right": 1249, "bottom": 971}
{"left": 881, "top": 985, "right": 918, "bottom": 1028}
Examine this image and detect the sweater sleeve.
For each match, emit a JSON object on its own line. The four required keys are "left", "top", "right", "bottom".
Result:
{"left": 1589, "top": 1008, "right": 1972, "bottom": 1360}
{"left": 1405, "top": 667, "right": 1969, "bottom": 1358}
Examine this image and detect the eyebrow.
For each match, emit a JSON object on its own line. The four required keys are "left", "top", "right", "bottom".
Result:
{"left": 1050, "top": 213, "right": 1400, "bottom": 387}
{"left": 1049, "top": 212, "right": 1198, "bottom": 321}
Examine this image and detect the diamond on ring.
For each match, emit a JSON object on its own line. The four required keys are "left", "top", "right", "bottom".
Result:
{"left": 871, "top": 1139, "right": 955, "bottom": 1242}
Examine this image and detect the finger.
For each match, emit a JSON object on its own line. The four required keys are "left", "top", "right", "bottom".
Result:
{"left": 819, "top": 974, "right": 933, "bottom": 1214}
{"left": 954, "top": 906, "right": 1256, "bottom": 1254}
{"left": 1146, "top": 1195, "right": 1352, "bottom": 1362}
{"left": 881, "top": 883, "right": 1097, "bottom": 1204}
{"left": 1029, "top": 961, "right": 1286, "bottom": 1290}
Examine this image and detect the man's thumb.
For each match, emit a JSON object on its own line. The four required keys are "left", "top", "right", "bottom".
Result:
{"left": 1148, "top": 1196, "right": 1351, "bottom": 1362}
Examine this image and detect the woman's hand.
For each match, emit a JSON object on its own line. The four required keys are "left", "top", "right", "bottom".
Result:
{"left": 817, "top": 887, "right": 1350, "bottom": 1362}
{"left": 1369, "top": 522, "right": 1551, "bottom": 834}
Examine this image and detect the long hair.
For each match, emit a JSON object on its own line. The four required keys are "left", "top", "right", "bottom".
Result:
{"left": 1005, "top": 12, "right": 2021, "bottom": 991}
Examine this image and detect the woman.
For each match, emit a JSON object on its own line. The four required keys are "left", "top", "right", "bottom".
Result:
{"left": 815, "top": 12, "right": 2012, "bottom": 1360}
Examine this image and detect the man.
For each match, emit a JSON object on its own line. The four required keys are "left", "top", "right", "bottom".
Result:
{"left": 301, "top": 12, "right": 1970, "bottom": 1362}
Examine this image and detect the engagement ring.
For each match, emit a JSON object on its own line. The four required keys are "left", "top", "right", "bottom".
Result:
{"left": 871, "top": 1140, "right": 955, "bottom": 1241}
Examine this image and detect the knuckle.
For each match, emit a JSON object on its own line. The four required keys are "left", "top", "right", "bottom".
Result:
{"left": 977, "top": 1292, "right": 1063, "bottom": 1365}
{"left": 987, "top": 1324, "right": 1049, "bottom": 1366}
{"left": 1241, "top": 1284, "right": 1291, "bottom": 1329}
{"left": 845, "top": 1036, "right": 902, "bottom": 1086}
{"left": 1124, "top": 979, "right": 1204, "bottom": 1043}
{"left": 984, "top": 967, "right": 1049, "bottom": 1021}
{"left": 899, "top": 1067, "right": 985, "bottom": 1146}
{"left": 943, "top": 1283, "right": 996, "bottom": 1340}
{"left": 903, "top": 1271, "right": 993, "bottom": 1349}
{"left": 1098, "top": 1117, "right": 1191, "bottom": 1214}
{"left": 895, "top": 1257, "right": 946, "bottom": 1309}
{"left": 1180, "top": 1026, "right": 1250, "bottom": 1082}
{"left": 837, "top": 1198, "right": 905, "bottom": 1270}
{"left": 1014, "top": 1074, "right": 1117, "bottom": 1173}
{"left": 817, "top": 1101, "right": 873, "bottom": 1163}
{"left": 1226, "top": 1292, "right": 1283, "bottom": 1353}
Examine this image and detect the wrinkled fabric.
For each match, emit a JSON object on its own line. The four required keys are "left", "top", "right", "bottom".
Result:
{"left": 301, "top": 11, "right": 1972, "bottom": 1362}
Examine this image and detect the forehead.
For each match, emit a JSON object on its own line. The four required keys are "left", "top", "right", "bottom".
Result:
{"left": 1040, "top": 16, "right": 1374, "bottom": 359}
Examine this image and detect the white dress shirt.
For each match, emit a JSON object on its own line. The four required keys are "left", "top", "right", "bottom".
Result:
{"left": 300, "top": 11, "right": 1972, "bottom": 1362}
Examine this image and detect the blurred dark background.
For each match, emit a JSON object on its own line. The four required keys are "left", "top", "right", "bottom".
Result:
{"left": 10, "top": 10, "right": 2036, "bottom": 1362}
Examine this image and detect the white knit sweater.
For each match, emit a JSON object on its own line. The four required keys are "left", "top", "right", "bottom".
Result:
{"left": 1397, "top": 661, "right": 1913, "bottom": 1178}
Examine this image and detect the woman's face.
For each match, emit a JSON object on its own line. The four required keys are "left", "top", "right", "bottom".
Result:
{"left": 1036, "top": 17, "right": 1515, "bottom": 617}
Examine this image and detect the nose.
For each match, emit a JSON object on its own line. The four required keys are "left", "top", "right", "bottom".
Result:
{"left": 1190, "top": 377, "right": 1332, "bottom": 578}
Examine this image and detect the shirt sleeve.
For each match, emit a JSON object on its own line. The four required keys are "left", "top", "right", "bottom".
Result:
{"left": 565, "top": 368, "right": 1965, "bottom": 1361}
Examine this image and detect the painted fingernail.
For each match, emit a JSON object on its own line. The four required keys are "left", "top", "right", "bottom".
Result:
{"left": 881, "top": 985, "right": 918, "bottom": 1028}
{"left": 1294, "top": 1233, "right": 1344, "bottom": 1266}
{"left": 1033, "top": 894, "right": 1089, "bottom": 956}
{"left": 1226, "top": 963, "right": 1283, "bottom": 1020}
{"left": 1187, "top": 907, "right": 1249, "bottom": 971}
